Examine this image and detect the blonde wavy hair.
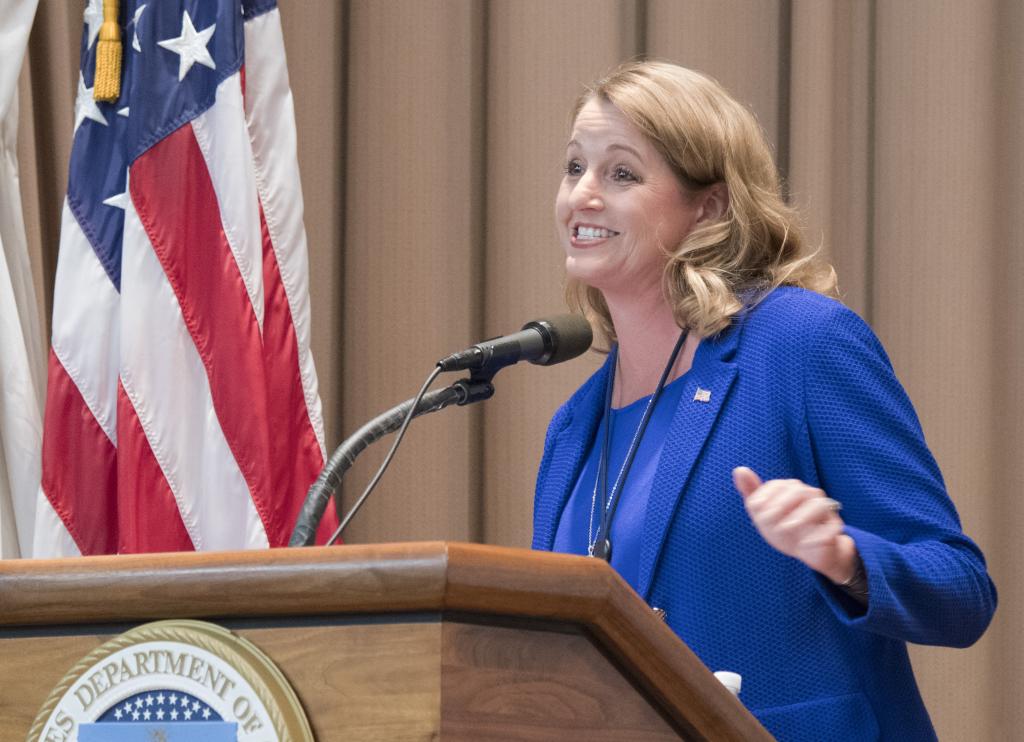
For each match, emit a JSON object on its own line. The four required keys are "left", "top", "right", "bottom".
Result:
{"left": 565, "top": 60, "right": 837, "bottom": 342}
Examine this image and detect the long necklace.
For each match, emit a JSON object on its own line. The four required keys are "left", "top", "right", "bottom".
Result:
{"left": 588, "top": 329, "right": 688, "bottom": 560}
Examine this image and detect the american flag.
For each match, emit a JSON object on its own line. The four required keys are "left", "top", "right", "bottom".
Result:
{"left": 33, "top": 0, "right": 338, "bottom": 556}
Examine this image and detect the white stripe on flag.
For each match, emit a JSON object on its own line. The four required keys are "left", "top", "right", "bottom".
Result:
{"left": 191, "top": 73, "right": 265, "bottom": 332}
{"left": 50, "top": 200, "right": 120, "bottom": 445}
{"left": 244, "top": 8, "right": 326, "bottom": 457}
{"left": 30, "top": 487, "right": 80, "bottom": 557}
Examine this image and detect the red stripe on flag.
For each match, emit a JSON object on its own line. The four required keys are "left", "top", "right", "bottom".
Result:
{"left": 259, "top": 206, "right": 338, "bottom": 544}
{"left": 116, "top": 383, "right": 195, "bottom": 553}
{"left": 40, "top": 350, "right": 117, "bottom": 555}
{"left": 129, "top": 124, "right": 277, "bottom": 540}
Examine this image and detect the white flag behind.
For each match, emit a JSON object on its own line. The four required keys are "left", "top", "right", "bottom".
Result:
{"left": 0, "top": 0, "right": 44, "bottom": 558}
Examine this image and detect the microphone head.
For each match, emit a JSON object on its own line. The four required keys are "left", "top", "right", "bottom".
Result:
{"left": 523, "top": 314, "right": 593, "bottom": 366}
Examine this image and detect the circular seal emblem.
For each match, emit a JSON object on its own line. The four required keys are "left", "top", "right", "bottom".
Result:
{"left": 29, "top": 619, "right": 312, "bottom": 741}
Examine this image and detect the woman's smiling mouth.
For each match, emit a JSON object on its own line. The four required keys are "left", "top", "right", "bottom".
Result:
{"left": 572, "top": 223, "right": 620, "bottom": 246}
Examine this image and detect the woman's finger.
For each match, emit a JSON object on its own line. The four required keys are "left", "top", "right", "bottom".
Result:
{"left": 797, "top": 520, "right": 844, "bottom": 550}
{"left": 732, "top": 466, "right": 762, "bottom": 498}
{"left": 778, "top": 495, "right": 842, "bottom": 531}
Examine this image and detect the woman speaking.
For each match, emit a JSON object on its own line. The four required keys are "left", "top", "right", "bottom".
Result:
{"left": 533, "top": 60, "right": 996, "bottom": 741}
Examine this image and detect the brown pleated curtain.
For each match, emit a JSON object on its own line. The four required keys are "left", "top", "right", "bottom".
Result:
{"left": 16, "top": 1, "right": 1021, "bottom": 738}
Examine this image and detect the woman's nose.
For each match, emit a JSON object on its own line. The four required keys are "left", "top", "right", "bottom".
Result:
{"left": 569, "top": 172, "right": 603, "bottom": 210}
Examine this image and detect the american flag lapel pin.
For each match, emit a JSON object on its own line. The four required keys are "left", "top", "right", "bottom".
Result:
{"left": 694, "top": 387, "right": 711, "bottom": 402}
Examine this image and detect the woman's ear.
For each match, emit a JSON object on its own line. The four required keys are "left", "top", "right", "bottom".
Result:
{"left": 696, "top": 182, "right": 729, "bottom": 224}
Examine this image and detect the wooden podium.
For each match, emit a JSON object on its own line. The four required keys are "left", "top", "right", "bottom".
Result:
{"left": 0, "top": 542, "right": 771, "bottom": 740}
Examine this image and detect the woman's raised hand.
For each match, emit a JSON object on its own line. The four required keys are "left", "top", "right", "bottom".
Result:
{"left": 732, "top": 466, "right": 859, "bottom": 585}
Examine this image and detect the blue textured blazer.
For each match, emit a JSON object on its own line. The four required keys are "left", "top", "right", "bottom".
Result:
{"left": 533, "top": 287, "right": 996, "bottom": 741}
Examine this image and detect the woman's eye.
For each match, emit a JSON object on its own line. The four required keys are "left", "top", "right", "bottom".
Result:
{"left": 612, "top": 166, "right": 638, "bottom": 182}
{"left": 564, "top": 159, "right": 584, "bottom": 176}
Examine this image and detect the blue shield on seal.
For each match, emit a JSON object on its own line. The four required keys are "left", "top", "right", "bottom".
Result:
{"left": 79, "top": 721, "right": 238, "bottom": 740}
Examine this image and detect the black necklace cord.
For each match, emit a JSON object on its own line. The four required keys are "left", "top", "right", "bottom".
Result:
{"left": 596, "top": 344, "right": 616, "bottom": 528}
{"left": 592, "top": 328, "right": 688, "bottom": 560}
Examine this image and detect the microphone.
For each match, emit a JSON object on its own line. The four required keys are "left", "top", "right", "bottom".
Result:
{"left": 436, "top": 314, "right": 593, "bottom": 373}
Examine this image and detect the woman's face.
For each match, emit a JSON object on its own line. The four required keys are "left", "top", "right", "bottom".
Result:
{"left": 556, "top": 97, "right": 700, "bottom": 300}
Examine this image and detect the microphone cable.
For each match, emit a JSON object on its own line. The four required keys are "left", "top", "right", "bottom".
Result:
{"left": 325, "top": 364, "right": 442, "bottom": 546}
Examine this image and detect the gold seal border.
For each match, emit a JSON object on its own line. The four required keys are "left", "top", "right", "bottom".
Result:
{"left": 27, "top": 619, "right": 313, "bottom": 741}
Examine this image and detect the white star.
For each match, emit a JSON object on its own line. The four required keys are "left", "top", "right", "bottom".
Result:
{"left": 157, "top": 11, "right": 216, "bottom": 82}
{"left": 130, "top": 4, "right": 147, "bottom": 53}
{"left": 103, "top": 182, "right": 130, "bottom": 214}
{"left": 73, "top": 73, "right": 108, "bottom": 133}
{"left": 145, "top": 694, "right": 154, "bottom": 706}
{"left": 114, "top": 709, "right": 122, "bottom": 720}
{"left": 156, "top": 709, "right": 165, "bottom": 720}
{"left": 184, "top": 710, "right": 193, "bottom": 720}
{"left": 122, "top": 702, "right": 132, "bottom": 714}
{"left": 170, "top": 709, "right": 179, "bottom": 720}
{"left": 202, "top": 708, "right": 211, "bottom": 719}
{"left": 156, "top": 693, "right": 165, "bottom": 705}
{"left": 143, "top": 710, "right": 151, "bottom": 720}
{"left": 192, "top": 701, "right": 200, "bottom": 712}
{"left": 134, "top": 698, "right": 143, "bottom": 709}
{"left": 180, "top": 696, "right": 189, "bottom": 707}
{"left": 131, "top": 711, "right": 140, "bottom": 721}
{"left": 83, "top": 0, "right": 104, "bottom": 49}
{"left": 169, "top": 694, "right": 178, "bottom": 705}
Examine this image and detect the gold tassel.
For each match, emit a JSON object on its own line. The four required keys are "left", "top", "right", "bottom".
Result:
{"left": 93, "top": 0, "right": 121, "bottom": 102}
